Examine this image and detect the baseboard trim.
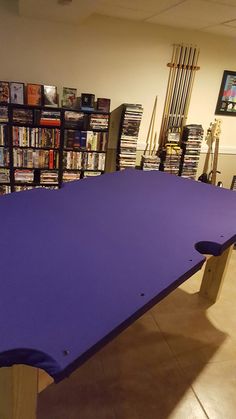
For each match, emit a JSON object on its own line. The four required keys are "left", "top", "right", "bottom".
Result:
{"left": 136, "top": 145, "right": 236, "bottom": 155}
{"left": 200, "top": 146, "right": 236, "bottom": 155}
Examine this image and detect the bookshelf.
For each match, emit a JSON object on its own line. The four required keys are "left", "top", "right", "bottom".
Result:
{"left": 0, "top": 104, "right": 110, "bottom": 194}
{"left": 0, "top": 105, "right": 11, "bottom": 195}
{"left": 61, "top": 108, "right": 109, "bottom": 182}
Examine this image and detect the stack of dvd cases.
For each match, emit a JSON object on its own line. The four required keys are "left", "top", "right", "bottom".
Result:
{"left": 118, "top": 104, "right": 143, "bottom": 170}
{"left": 179, "top": 125, "right": 203, "bottom": 179}
{"left": 160, "top": 131, "right": 182, "bottom": 175}
{"left": 141, "top": 155, "right": 160, "bottom": 171}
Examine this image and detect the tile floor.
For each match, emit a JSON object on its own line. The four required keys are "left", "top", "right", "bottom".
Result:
{"left": 38, "top": 248, "right": 236, "bottom": 419}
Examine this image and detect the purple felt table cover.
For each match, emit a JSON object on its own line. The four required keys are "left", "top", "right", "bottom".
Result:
{"left": 0, "top": 170, "right": 235, "bottom": 382}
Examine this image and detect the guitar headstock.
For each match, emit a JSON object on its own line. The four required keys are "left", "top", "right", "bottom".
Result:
{"left": 209, "top": 118, "right": 222, "bottom": 139}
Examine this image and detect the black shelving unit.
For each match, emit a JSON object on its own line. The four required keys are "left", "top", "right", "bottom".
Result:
{"left": 61, "top": 107, "right": 109, "bottom": 182}
{"left": 0, "top": 106, "right": 11, "bottom": 195}
{"left": 0, "top": 103, "right": 110, "bottom": 193}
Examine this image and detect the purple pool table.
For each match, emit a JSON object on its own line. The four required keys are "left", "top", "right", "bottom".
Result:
{"left": 0, "top": 169, "right": 235, "bottom": 418}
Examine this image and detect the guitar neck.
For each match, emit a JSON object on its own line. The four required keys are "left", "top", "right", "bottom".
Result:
{"left": 211, "top": 137, "right": 219, "bottom": 185}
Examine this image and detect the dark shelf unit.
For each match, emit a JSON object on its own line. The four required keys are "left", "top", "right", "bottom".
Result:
{"left": 14, "top": 183, "right": 58, "bottom": 187}
{"left": 0, "top": 115, "right": 11, "bottom": 194}
{"left": 64, "top": 148, "right": 106, "bottom": 153}
{"left": 13, "top": 167, "right": 59, "bottom": 170}
{"left": 63, "top": 168, "right": 105, "bottom": 172}
{"left": 10, "top": 103, "right": 110, "bottom": 115}
{"left": 61, "top": 107, "right": 109, "bottom": 182}
{"left": 0, "top": 103, "right": 110, "bottom": 193}
{"left": 12, "top": 123, "right": 61, "bottom": 129}
{"left": 13, "top": 146, "right": 60, "bottom": 150}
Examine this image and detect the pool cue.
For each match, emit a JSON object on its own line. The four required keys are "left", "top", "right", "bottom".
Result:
{"left": 175, "top": 45, "right": 192, "bottom": 128}
{"left": 181, "top": 46, "right": 197, "bottom": 123}
{"left": 167, "top": 45, "right": 183, "bottom": 130}
{"left": 172, "top": 45, "right": 189, "bottom": 128}
{"left": 161, "top": 44, "right": 182, "bottom": 145}
{"left": 182, "top": 47, "right": 200, "bottom": 127}
{"left": 152, "top": 132, "right": 157, "bottom": 156}
{"left": 144, "top": 96, "right": 157, "bottom": 155}
{"left": 179, "top": 46, "right": 195, "bottom": 127}
{"left": 177, "top": 45, "right": 192, "bottom": 127}
{"left": 172, "top": 47, "right": 187, "bottom": 127}
{"left": 176, "top": 45, "right": 193, "bottom": 128}
{"left": 159, "top": 44, "right": 180, "bottom": 149}
{"left": 149, "top": 96, "right": 157, "bottom": 154}
{"left": 144, "top": 103, "right": 155, "bottom": 156}
{"left": 168, "top": 44, "right": 185, "bottom": 129}
{"left": 177, "top": 46, "right": 197, "bottom": 129}
{"left": 164, "top": 45, "right": 181, "bottom": 130}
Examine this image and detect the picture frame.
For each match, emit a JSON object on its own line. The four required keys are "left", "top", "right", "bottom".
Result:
{"left": 0, "top": 106, "right": 8, "bottom": 123}
{"left": 80, "top": 93, "right": 95, "bottom": 110}
{"left": 97, "top": 98, "right": 110, "bottom": 112}
{"left": 26, "top": 84, "right": 42, "bottom": 106}
{"left": 43, "top": 85, "right": 58, "bottom": 107}
{"left": 10, "top": 82, "right": 25, "bottom": 105}
{"left": 0, "top": 81, "right": 10, "bottom": 104}
{"left": 12, "top": 108, "right": 33, "bottom": 124}
{"left": 64, "top": 111, "right": 85, "bottom": 129}
{"left": 62, "top": 87, "right": 77, "bottom": 108}
{"left": 215, "top": 70, "right": 236, "bottom": 115}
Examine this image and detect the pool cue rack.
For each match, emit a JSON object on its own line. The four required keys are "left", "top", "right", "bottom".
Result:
{"left": 158, "top": 43, "right": 200, "bottom": 151}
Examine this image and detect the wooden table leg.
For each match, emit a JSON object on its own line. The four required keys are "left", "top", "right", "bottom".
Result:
{"left": 0, "top": 365, "right": 38, "bottom": 419}
{"left": 199, "top": 245, "right": 234, "bottom": 303}
{"left": 38, "top": 369, "right": 54, "bottom": 393}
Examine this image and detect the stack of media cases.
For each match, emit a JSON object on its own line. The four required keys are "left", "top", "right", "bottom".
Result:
{"left": 118, "top": 104, "right": 143, "bottom": 170}
{"left": 179, "top": 125, "right": 204, "bottom": 179}
{"left": 160, "top": 131, "right": 182, "bottom": 175}
{"left": 142, "top": 155, "right": 160, "bottom": 171}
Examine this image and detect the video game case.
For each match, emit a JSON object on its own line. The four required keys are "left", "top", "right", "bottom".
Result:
{"left": 81, "top": 93, "right": 95, "bottom": 110}
{"left": 97, "top": 98, "right": 110, "bottom": 112}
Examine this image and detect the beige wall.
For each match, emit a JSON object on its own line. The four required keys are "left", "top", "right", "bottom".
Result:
{"left": 197, "top": 153, "right": 236, "bottom": 189}
{"left": 0, "top": 0, "right": 235, "bottom": 183}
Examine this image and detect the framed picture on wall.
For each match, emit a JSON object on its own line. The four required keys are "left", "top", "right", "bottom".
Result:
{"left": 10, "top": 82, "right": 25, "bottom": 105}
{"left": 43, "top": 85, "right": 58, "bottom": 107}
{"left": 26, "top": 84, "right": 42, "bottom": 106}
{"left": 215, "top": 70, "right": 236, "bottom": 115}
{"left": 62, "top": 87, "right": 77, "bottom": 108}
{"left": 0, "top": 81, "right": 10, "bottom": 104}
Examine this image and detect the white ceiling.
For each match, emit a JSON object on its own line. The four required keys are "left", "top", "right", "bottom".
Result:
{"left": 18, "top": 0, "right": 236, "bottom": 38}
